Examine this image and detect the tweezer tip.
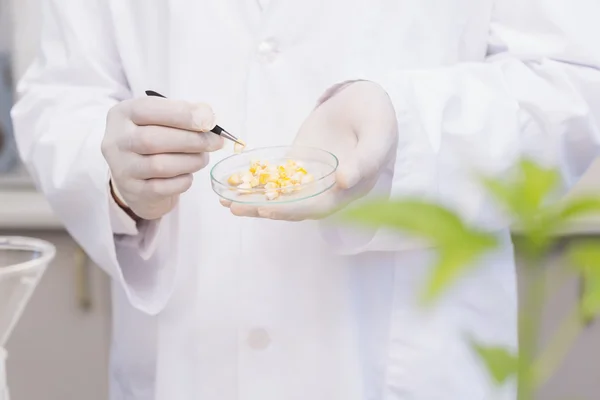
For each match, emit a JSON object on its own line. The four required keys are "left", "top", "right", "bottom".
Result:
{"left": 220, "top": 129, "right": 244, "bottom": 146}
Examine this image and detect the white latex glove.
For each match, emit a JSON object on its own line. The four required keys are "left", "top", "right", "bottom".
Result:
{"left": 221, "top": 81, "right": 398, "bottom": 220}
{"left": 102, "top": 97, "right": 224, "bottom": 220}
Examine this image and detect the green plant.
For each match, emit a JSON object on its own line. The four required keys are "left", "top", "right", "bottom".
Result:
{"left": 342, "top": 159, "right": 600, "bottom": 400}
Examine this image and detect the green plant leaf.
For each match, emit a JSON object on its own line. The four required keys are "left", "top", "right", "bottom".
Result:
{"left": 343, "top": 198, "right": 498, "bottom": 304}
{"left": 480, "top": 159, "right": 559, "bottom": 220}
{"left": 481, "top": 160, "right": 563, "bottom": 260}
{"left": 568, "top": 240, "right": 600, "bottom": 321}
{"left": 480, "top": 177, "right": 517, "bottom": 214}
{"left": 515, "top": 209, "right": 561, "bottom": 259}
{"left": 420, "top": 235, "right": 496, "bottom": 304}
{"left": 559, "top": 196, "right": 600, "bottom": 222}
{"left": 472, "top": 343, "right": 518, "bottom": 385}
{"left": 520, "top": 159, "right": 560, "bottom": 213}
{"left": 342, "top": 199, "right": 469, "bottom": 246}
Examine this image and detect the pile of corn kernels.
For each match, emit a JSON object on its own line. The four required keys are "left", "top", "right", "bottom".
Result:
{"left": 227, "top": 159, "right": 315, "bottom": 200}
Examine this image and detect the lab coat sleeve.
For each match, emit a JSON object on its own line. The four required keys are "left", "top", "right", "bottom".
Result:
{"left": 325, "top": 0, "right": 600, "bottom": 254}
{"left": 108, "top": 192, "right": 162, "bottom": 260}
{"left": 11, "top": 0, "right": 177, "bottom": 315}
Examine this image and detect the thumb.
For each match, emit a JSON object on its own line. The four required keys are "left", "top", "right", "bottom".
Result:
{"left": 336, "top": 139, "right": 393, "bottom": 190}
{"left": 337, "top": 120, "right": 397, "bottom": 190}
{"left": 336, "top": 155, "right": 362, "bottom": 190}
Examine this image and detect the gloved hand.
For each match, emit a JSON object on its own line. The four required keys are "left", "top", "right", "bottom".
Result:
{"left": 221, "top": 80, "right": 398, "bottom": 220}
{"left": 101, "top": 97, "right": 224, "bottom": 220}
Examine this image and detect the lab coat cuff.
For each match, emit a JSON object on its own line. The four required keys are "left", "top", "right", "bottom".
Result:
{"left": 107, "top": 175, "right": 162, "bottom": 261}
{"left": 319, "top": 165, "right": 432, "bottom": 254}
{"left": 316, "top": 77, "right": 412, "bottom": 112}
{"left": 315, "top": 79, "right": 366, "bottom": 108}
{"left": 123, "top": 218, "right": 163, "bottom": 261}
{"left": 108, "top": 188, "right": 139, "bottom": 235}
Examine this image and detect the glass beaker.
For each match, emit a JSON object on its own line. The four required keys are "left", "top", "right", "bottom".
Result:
{"left": 0, "top": 237, "right": 55, "bottom": 400}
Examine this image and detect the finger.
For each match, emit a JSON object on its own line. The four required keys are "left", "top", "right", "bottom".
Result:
{"left": 142, "top": 174, "right": 194, "bottom": 197}
{"left": 336, "top": 152, "right": 383, "bottom": 190}
{"left": 337, "top": 126, "right": 397, "bottom": 190}
{"left": 260, "top": 190, "right": 342, "bottom": 220}
{"left": 219, "top": 198, "right": 233, "bottom": 208}
{"left": 256, "top": 201, "right": 325, "bottom": 221}
{"left": 125, "top": 97, "right": 217, "bottom": 132}
{"left": 130, "top": 125, "right": 224, "bottom": 154}
{"left": 335, "top": 152, "right": 362, "bottom": 190}
{"left": 133, "top": 153, "right": 209, "bottom": 179}
{"left": 257, "top": 204, "right": 310, "bottom": 221}
{"left": 228, "top": 190, "right": 341, "bottom": 221}
{"left": 337, "top": 90, "right": 398, "bottom": 190}
{"left": 229, "top": 202, "right": 260, "bottom": 218}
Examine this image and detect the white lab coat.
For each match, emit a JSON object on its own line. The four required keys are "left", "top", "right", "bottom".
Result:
{"left": 11, "top": 0, "right": 600, "bottom": 399}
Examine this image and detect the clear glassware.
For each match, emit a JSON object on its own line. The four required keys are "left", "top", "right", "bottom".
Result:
{"left": 211, "top": 146, "right": 338, "bottom": 205}
{"left": 0, "top": 237, "right": 55, "bottom": 400}
{"left": 0, "top": 237, "right": 56, "bottom": 347}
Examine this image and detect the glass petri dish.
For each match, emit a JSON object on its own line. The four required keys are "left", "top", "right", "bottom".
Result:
{"left": 211, "top": 146, "right": 338, "bottom": 205}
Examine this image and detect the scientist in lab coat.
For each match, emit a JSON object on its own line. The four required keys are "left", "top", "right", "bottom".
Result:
{"left": 11, "top": 0, "right": 600, "bottom": 399}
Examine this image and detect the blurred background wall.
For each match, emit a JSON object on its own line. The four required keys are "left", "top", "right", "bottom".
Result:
{"left": 2, "top": 2, "right": 112, "bottom": 400}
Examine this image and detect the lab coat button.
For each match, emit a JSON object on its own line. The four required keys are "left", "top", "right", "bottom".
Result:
{"left": 257, "top": 39, "right": 279, "bottom": 63}
{"left": 247, "top": 328, "right": 271, "bottom": 350}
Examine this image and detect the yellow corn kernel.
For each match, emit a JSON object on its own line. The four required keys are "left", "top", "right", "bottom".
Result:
{"left": 241, "top": 172, "right": 253, "bottom": 183}
{"left": 237, "top": 182, "right": 252, "bottom": 194}
{"left": 259, "top": 173, "right": 272, "bottom": 185}
{"left": 264, "top": 166, "right": 277, "bottom": 175}
{"left": 277, "top": 176, "right": 291, "bottom": 185}
{"left": 227, "top": 173, "right": 242, "bottom": 186}
{"left": 290, "top": 172, "right": 303, "bottom": 184}
{"left": 265, "top": 182, "right": 278, "bottom": 190}
{"left": 280, "top": 184, "right": 294, "bottom": 194}
{"left": 267, "top": 174, "right": 279, "bottom": 183}
{"left": 234, "top": 140, "right": 246, "bottom": 154}
{"left": 297, "top": 167, "right": 307, "bottom": 175}
{"left": 302, "top": 174, "right": 314, "bottom": 184}
{"left": 265, "top": 190, "right": 280, "bottom": 201}
{"left": 250, "top": 159, "right": 263, "bottom": 173}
